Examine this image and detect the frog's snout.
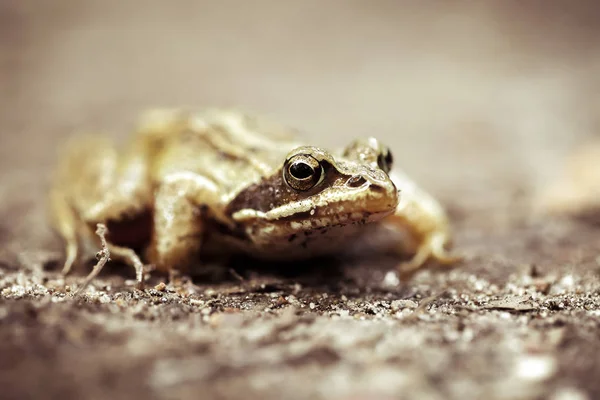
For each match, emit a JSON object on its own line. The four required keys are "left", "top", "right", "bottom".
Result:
{"left": 344, "top": 171, "right": 399, "bottom": 208}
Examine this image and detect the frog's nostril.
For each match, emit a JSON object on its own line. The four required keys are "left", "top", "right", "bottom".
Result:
{"left": 346, "top": 175, "right": 367, "bottom": 188}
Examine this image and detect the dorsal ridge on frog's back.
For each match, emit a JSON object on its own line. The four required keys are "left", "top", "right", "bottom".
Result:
{"left": 186, "top": 109, "right": 303, "bottom": 177}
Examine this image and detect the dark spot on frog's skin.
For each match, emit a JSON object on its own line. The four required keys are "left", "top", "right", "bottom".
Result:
{"left": 304, "top": 230, "right": 314, "bottom": 237}
{"left": 288, "top": 234, "right": 297, "bottom": 242}
{"left": 217, "top": 151, "right": 239, "bottom": 161}
{"left": 300, "top": 240, "right": 309, "bottom": 249}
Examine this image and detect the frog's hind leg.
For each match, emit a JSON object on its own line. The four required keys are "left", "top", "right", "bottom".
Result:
{"left": 51, "top": 133, "right": 155, "bottom": 288}
{"left": 384, "top": 211, "right": 461, "bottom": 277}
{"left": 48, "top": 188, "right": 81, "bottom": 275}
{"left": 49, "top": 135, "right": 117, "bottom": 276}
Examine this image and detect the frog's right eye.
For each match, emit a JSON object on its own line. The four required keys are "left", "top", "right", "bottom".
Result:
{"left": 284, "top": 154, "right": 323, "bottom": 191}
{"left": 377, "top": 146, "right": 393, "bottom": 174}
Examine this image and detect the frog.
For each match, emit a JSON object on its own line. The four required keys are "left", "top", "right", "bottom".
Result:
{"left": 49, "top": 108, "right": 460, "bottom": 290}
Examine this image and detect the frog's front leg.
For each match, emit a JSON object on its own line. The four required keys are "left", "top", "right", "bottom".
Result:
{"left": 382, "top": 172, "right": 461, "bottom": 275}
{"left": 146, "top": 172, "right": 228, "bottom": 273}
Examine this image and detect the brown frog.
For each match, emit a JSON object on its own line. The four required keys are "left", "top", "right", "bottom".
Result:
{"left": 49, "top": 108, "right": 460, "bottom": 289}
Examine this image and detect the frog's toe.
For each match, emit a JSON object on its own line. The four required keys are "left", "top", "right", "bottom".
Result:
{"left": 399, "top": 247, "right": 431, "bottom": 275}
{"left": 61, "top": 240, "right": 79, "bottom": 275}
{"left": 428, "top": 233, "right": 462, "bottom": 265}
{"left": 432, "top": 250, "right": 463, "bottom": 265}
{"left": 399, "top": 232, "right": 461, "bottom": 275}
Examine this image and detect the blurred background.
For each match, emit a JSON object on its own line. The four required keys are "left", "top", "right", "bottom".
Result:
{"left": 1, "top": 0, "right": 600, "bottom": 243}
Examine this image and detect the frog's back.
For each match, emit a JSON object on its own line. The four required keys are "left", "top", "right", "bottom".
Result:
{"left": 152, "top": 109, "right": 305, "bottom": 199}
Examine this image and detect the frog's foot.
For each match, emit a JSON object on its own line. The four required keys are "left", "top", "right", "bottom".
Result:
{"left": 398, "top": 232, "right": 462, "bottom": 276}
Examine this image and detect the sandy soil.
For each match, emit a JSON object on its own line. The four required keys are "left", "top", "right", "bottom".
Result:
{"left": 1, "top": 2, "right": 599, "bottom": 399}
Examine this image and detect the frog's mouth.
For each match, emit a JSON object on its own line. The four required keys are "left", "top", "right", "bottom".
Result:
{"left": 232, "top": 191, "right": 397, "bottom": 225}
{"left": 232, "top": 202, "right": 396, "bottom": 238}
{"left": 286, "top": 204, "right": 396, "bottom": 229}
{"left": 236, "top": 207, "right": 395, "bottom": 248}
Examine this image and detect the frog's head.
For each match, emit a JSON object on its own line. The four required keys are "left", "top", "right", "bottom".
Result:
{"left": 227, "top": 138, "right": 399, "bottom": 242}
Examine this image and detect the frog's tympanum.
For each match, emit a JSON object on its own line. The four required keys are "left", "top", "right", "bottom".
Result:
{"left": 49, "top": 109, "right": 460, "bottom": 288}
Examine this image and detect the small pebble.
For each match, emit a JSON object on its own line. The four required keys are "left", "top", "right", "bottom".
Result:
{"left": 382, "top": 271, "right": 400, "bottom": 287}
{"left": 391, "top": 299, "right": 418, "bottom": 311}
{"left": 515, "top": 355, "right": 557, "bottom": 381}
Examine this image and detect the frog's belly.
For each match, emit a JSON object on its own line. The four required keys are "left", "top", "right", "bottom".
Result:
{"left": 206, "top": 223, "right": 372, "bottom": 261}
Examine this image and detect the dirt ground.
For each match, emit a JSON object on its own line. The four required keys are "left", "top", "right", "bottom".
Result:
{"left": 1, "top": 2, "right": 600, "bottom": 400}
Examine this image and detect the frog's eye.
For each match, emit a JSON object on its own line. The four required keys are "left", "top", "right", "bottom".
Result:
{"left": 377, "top": 147, "right": 393, "bottom": 174}
{"left": 284, "top": 154, "right": 323, "bottom": 191}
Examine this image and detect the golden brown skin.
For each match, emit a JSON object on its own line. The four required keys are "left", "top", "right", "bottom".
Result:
{"left": 49, "top": 109, "right": 460, "bottom": 288}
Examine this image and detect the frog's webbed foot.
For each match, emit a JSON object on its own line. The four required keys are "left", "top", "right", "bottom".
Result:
{"left": 381, "top": 173, "right": 462, "bottom": 278}
{"left": 398, "top": 231, "right": 462, "bottom": 277}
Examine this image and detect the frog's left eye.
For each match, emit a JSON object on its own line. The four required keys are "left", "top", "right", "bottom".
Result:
{"left": 284, "top": 154, "right": 323, "bottom": 191}
{"left": 377, "top": 147, "right": 393, "bottom": 174}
